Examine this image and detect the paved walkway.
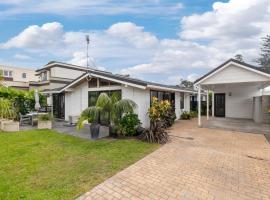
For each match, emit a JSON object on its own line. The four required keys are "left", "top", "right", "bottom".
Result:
{"left": 77, "top": 119, "right": 270, "bottom": 200}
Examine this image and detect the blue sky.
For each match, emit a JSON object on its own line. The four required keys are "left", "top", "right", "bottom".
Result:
{"left": 0, "top": 0, "right": 269, "bottom": 84}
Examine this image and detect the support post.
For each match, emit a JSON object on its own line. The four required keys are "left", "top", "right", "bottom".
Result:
{"left": 212, "top": 91, "right": 214, "bottom": 117}
{"left": 50, "top": 93, "right": 53, "bottom": 118}
{"left": 207, "top": 90, "right": 209, "bottom": 120}
{"left": 198, "top": 85, "right": 201, "bottom": 127}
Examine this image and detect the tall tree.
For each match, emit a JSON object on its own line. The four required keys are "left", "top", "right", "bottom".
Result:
{"left": 180, "top": 79, "right": 194, "bottom": 88}
{"left": 256, "top": 35, "right": 270, "bottom": 69}
{"left": 234, "top": 54, "right": 244, "bottom": 62}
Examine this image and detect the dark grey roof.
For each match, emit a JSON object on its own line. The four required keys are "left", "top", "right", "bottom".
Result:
{"left": 194, "top": 58, "right": 270, "bottom": 84}
{"left": 57, "top": 65, "right": 195, "bottom": 92}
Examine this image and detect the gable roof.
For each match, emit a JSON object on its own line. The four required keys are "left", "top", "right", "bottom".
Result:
{"left": 36, "top": 61, "right": 105, "bottom": 73}
{"left": 45, "top": 63, "right": 196, "bottom": 93}
{"left": 194, "top": 58, "right": 270, "bottom": 85}
{"left": 59, "top": 71, "right": 195, "bottom": 93}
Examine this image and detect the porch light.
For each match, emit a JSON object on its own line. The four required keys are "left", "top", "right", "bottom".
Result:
{"left": 229, "top": 92, "right": 232, "bottom": 96}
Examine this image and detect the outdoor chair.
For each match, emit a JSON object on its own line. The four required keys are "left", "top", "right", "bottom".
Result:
{"left": 19, "top": 113, "right": 31, "bottom": 125}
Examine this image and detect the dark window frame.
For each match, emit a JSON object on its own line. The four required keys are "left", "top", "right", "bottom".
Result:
{"left": 150, "top": 90, "right": 175, "bottom": 108}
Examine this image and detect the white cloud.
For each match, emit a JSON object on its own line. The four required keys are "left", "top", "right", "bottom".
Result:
{"left": 0, "top": 0, "right": 183, "bottom": 17}
{"left": 1, "top": 22, "right": 64, "bottom": 49}
{"left": 106, "top": 22, "right": 158, "bottom": 48}
{"left": 166, "top": 75, "right": 182, "bottom": 85}
{"left": 187, "top": 73, "right": 199, "bottom": 82}
{"left": 1, "top": 0, "right": 270, "bottom": 83}
{"left": 122, "top": 0, "right": 270, "bottom": 79}
{"left": 14, "top": 53, "right": 31, "bottom": 60}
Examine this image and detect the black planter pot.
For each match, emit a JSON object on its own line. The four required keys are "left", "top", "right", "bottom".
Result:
{"left": 90, "top": 123, "right": 100, "bottom": 139}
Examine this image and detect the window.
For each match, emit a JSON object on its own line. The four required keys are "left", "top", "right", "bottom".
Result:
{"left": 4, "top": 70, "right": 8, "bottom": 77}
{"left": 2, "top": 70, "right": 12, "bottom": 77}
{"left": 99, "top": 79, "right": 110, "bottom": 87}
{"left": 88, "top": 78, "right": 98, "bottom": 88}
{"left": 88, "top": 90, "right": 122, "bottom": 125}
{"left": 22, "top": 73, "right": 27, "bottom": 78}
{"left": 40, "top": 72, "right": 47, "bottom": 81}
{"left": 150, "top": 90, "right": 175, "bottom": 107}
{"left": 180, "top": 93, "right": 185, "bottom": 109}
{"left": 88, "top": 90, "right": 121, "bottom": 106}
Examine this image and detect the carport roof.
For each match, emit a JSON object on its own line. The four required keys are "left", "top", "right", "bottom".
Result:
{"left": 194, "top": 58, "right": 270, "bottom": 85}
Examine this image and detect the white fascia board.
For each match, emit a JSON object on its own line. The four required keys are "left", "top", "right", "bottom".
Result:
{"left": 41, "top": 90, "right": 61, "bottom": 94}
{"left": 90, "top": 73, "right": 147, "bottom": 89}
{"left": 147, "top": 84, "right": 195, "bottom": 93}
{"left": 60, "top": 73, "right": 147, "bottom": 92}
{"left": 195, "top": 61, "right": 270, "bottom": 86}
{"left": 43, "top": 62, "right": 88, "bottom": 71}
{"left": 60, "top": 73, "right": 88, "bottom": 92}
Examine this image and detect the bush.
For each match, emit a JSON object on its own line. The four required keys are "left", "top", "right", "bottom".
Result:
{"left": 190, "top": 111, "right": 198, "bottom": 118}
{"left": 163, "top": 107, "right": 176, "bottom": 128}
{"left": 0, "top": 87, "right": 46, "bottom": 115}
{"left": 181, "top": 111, "right": 191, "bottom": 120}
{"left": 38, "top": 113, "right": 52, "bottom": 121}
{"left": 140, "top": 97, "right": 170, "bottom": 144}
{"left": 0, "top": 98, "right": 16, "bottom": 120}
{"left": 119, "top": 113, "right": 141, "bottom": 136}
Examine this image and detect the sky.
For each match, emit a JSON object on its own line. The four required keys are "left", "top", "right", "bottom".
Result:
{"left": 0, "top": 0, "right": 270, "bottom": 84}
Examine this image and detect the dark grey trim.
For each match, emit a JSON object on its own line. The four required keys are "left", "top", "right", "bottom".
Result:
{"left": 36, "top": 62, "right": 89, "bottom": 73}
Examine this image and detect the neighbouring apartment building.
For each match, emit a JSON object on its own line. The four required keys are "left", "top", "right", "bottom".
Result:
{"left": 0, "top": 65, "right": 38, "bottom": 90}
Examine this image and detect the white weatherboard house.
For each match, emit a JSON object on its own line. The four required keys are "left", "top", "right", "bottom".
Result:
{"left": 43, "top": 63, "right": 195, "bottom": 127}
{"left": 195, "top": 58, "right": 270, "bottom": 127}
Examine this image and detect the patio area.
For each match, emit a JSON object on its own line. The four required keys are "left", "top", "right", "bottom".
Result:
{"left": 20, "top": 120, "right": 93, "bottom": 140}
{"left": 203, "top": 117, "right": 270, "bottom": 135}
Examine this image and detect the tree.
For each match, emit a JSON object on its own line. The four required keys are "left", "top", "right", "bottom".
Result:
{"left": 234, "top": 54, "right": 244, "bottom": 62}
{"left": 180, "top": 79, "right": 194, "bottom": 88}
{"left": 256, "top": 35, "right": 270, "bottom": 69}
{"left": 77, "top": 92, "right": 137, "bottom": 129}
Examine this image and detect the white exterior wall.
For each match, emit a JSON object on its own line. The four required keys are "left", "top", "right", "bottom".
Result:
{"left": 65, "top": 82, "right": 88, "bottom": 120}
{"left": 175, "top": 92, "right": 181, "bottom": 119}
{"left": 202, "top": 64, "right": 270, "bottom": 85}
{"left": 50, "top": 67, "right": 85, "bottom": 79}
{"left": 122, "top": 86, "right": 150, "bottom": 128}
{"left": 184, "top": 93, "right": 190, "bottom": 112}
{"left": 64, "top": 83, "right": 151, "bottom": 127}
{"left": 214, "top": 84, "right": 260, "bottom": 119}
{"left": 64, "top": 81, "right": 193, "bottom": 127}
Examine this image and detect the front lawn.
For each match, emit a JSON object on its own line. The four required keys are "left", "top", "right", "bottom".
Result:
{"left": 0, "top": 130, "right": 159, "bottom": 200}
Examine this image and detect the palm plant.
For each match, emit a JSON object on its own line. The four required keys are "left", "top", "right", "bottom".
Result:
{"left": 77, "top": 92, "right": 137, "bottom": 130}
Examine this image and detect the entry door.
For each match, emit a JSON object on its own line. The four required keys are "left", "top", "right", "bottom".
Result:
{"left": 214, "top": 93, "right": 225, "bottom": 117}
{"left": 53, "top": 93, "right": 65, "bottom": 119}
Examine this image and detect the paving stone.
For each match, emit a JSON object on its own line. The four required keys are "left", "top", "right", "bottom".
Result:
{"left": 77, "top": 118, "right": 270, "bottom": 200}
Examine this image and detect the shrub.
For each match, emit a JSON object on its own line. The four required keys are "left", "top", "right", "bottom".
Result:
{"left": 163, "top": 107, "right": 176, "bottom": 128}
{"left": 119, "top": 113, "right": 141, "bottom": 136}
{"left": 140, "top": 97, "right": 170, "bottom": 144}
{"left": 38, "top": 113, "right": 52, "bottom": 121}
{"left": 0, "top": 98, "right": 16, "bottom": 120}
{"left": 181, "top": 111, "right": 191, "bottom": 120}
{"left": 190, "top": 111, "right": 198, "bottom": 118}
{"left": 0, "top": 87, "right": 46, "bottom": 115}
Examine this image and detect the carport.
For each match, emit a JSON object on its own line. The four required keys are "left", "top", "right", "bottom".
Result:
{"left": 194, "top": 59, "right": 270, "bottom": 130}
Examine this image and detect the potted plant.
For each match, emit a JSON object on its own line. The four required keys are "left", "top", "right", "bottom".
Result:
{"left": 77, "top": 93, "right": 137, "bottom": 139}
{"left": 37, "top": 113, "right": 52, "bottom": 129}
{"left": 0, "top": 98, "right": 19, "bottom": 132}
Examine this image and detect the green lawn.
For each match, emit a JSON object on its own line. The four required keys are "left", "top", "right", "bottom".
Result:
{"left": 0, "top": 130, "right": 159, "bottom": 200}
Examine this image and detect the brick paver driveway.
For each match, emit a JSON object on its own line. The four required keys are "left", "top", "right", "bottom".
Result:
{"left": 78, "top": 119, "right": 270, "bottom": 200}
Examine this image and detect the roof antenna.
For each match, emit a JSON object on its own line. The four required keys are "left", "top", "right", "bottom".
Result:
{"left": 86, "top": 34, "right": 90, "bottom": 69}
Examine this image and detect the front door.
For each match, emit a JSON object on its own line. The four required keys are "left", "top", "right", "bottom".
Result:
{"left": 214, "top": 93, "right": 225, "bottom": 117}
{"left": 53, "top": 93, "right": 65, "bottom": 119}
